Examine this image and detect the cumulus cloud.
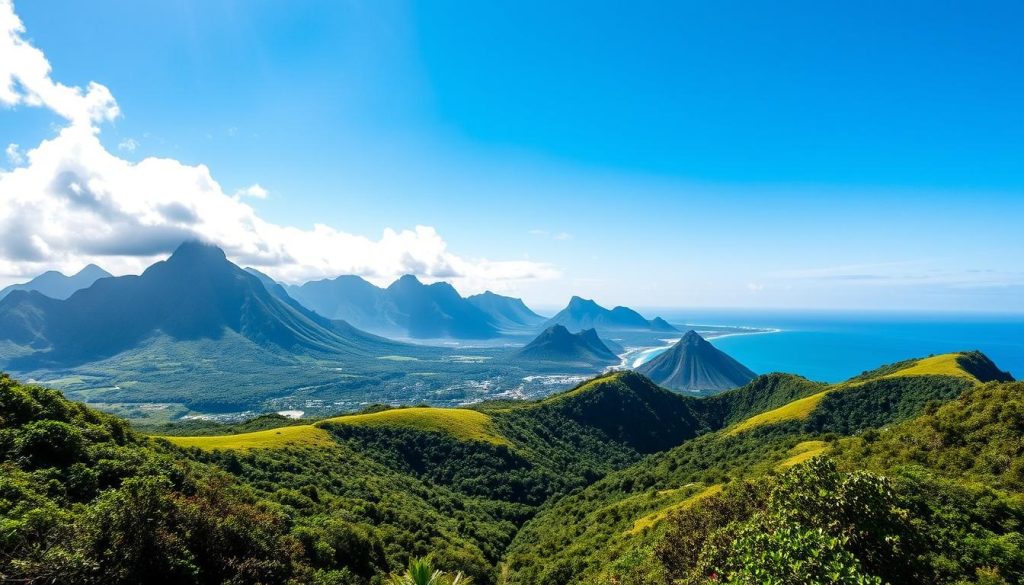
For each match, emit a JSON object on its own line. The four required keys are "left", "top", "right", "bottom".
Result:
{"left": 0, "top": 0, "right": 558, "bottom": 293}
{"left": 4, "top": 143, "right": 21, "bottom": 165}
{"left": 235, "top": 183, "right": 268, "bottom": 199}
{"left": 117, "top": 138, "right": 137, "bottom": 152}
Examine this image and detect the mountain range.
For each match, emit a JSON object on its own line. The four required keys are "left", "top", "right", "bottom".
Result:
{"left": 284, "top": 274, "right": 543, "bottom": 339}
{"left": 514, "top": 325, "right": 620, "bottom": 367}
{"left": 0, "top": 264, "right": 112, "bottom": 301}
{"left": 544, "top": 296, "right": 676, "bottom": 333}
{"left": 634, "top": 329, "right": 757, "bottom": 392}
{"left": 0, "top": 241, "right": 399, "bottom": 365}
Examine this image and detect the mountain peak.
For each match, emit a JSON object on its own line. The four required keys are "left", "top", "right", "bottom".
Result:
{"left": 635, "top": 330, "right": 756, "bottom": 394}
{"left": 75, "top": 263, "right": 110, "bottom": 276}
{"left": 567, "top": 296, "right": 601, "bottom": 310}
{"left": 515, "top": 324, "right": 618, "bottom": 366}
{"left": 680, "top": 329, "right": 705, "bottom": 344}
{"left": 167, "top": 240, "right": 228, "bottom": 265}
{"left": 389, "top": 274, "right": 424, "bottom": 289}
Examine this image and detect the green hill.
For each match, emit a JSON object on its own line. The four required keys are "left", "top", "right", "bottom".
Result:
{"left": 502, "top": 351, "right": 1017, "bottom": 584}
{"left": 1, "top": 350, "right": 1019, "bottom": 584}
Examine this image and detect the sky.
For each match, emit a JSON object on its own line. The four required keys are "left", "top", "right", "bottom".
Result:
{"left": 1, "top": 0, "right": 1022, "bottom": 312}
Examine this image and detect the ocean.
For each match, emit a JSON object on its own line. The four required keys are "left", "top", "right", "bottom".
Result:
{"left": 648, "top": 309, "right": 1024, "bottom": 383}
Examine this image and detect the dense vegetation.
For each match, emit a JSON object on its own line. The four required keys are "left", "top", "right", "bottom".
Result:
{"left": 1, "top": 351, "right": 1020, "bottom": 584}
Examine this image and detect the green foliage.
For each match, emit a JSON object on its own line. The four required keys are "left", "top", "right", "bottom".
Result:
{"left": 807, "top": 375, "right": 971, "bottom": 435}
{"left": 837, "top": 381, "right": 1024, "bottom": 490}
{"left": 1, "top": 354, "right": 1019, "bottom": 585}
{"left": 386, "top": 558, "right": 473, "bottom": 585}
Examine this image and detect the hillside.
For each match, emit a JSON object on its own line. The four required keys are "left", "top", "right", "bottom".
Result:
{"left": 544, "top": 296, "right": 677, "bottom": 333}
{"left": 503, "top": 351, "right": 1015, "bottom": 584}
{"left": 513, "top": 325, "right": 619, "bottom": 367}
{"left": 634, "top": 330, "right": 757, "bottom": 393}
{"left": 0, "top": 263, "right": 112, "bottom": 301}
{"left": 2, "top": 351, "right": 1018, "bottom": 585}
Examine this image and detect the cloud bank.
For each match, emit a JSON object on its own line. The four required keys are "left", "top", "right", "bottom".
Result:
{"left": 0, "top": 0, "right": 557, "bottom": 292}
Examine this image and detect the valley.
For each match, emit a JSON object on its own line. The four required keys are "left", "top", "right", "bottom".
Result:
{"left": 0, "top": 243, "right": 770, "bottom": 424}
{"left": 2, "top": 350, "right": 1019, "bottom": 584}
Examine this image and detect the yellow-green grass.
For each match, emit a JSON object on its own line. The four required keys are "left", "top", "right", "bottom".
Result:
{"left": 777, "top": 440, "right": 829, "bottom": 469}
{"left": 321, "top": 407, "right": 509, "bottom": 446}
{"left": 882, "top": 353, "right": 978, "bottom": 383}
{"left": 163, "top": 425, "right": 336, "bottom": 451}
{"left": 627, "top": 484, "right": 724, "bottom": 535}
{"left": 540, "top": 372, "right": 623, "bottom": 405}
{"left": 726, "top": 390, "right": 831, "bottom": 436}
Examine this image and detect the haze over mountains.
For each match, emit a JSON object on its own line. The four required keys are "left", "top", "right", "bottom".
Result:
{"left": 635, "top": 329, "right": 757, "bottom": 393}
{"left": 284, "top": 274, "right": 545, "bottom": 339}
{"left": 515, "top": 325, "right": 619, "bottom": 367}
{"left": 544, "top": 296, "right": 677, "bottom": 333}
{"left": 0, "top": 264, "right": 112, "bottom": 301}
{"left": 0, "top": 241, "right": 399, "bottom": 366}
{"left": 465, "top": 291, "right": 546, "bottom": 330}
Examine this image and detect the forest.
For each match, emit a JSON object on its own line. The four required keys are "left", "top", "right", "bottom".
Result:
{"left": 1, "top": 351, "right": 1021, "bottom": 584}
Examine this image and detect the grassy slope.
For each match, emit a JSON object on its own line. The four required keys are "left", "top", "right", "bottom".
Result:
{"left": 725, "top": 351, "right": 991, "bottom": 436}
{"left": 503, "top": 351, "right": 1007, "bottom": 584}
{"left": 164, "top": 424, "right": 337, "bottom": 451}
{"left": 322, "top": 407, "right": 509, "bottom": 445}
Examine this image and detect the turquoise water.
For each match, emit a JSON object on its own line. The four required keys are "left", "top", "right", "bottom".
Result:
{"left": 650, "top": 309, "right": 1024, "bottom": 383}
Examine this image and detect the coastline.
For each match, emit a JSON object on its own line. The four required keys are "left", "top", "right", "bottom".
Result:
{"left": 625, "top": 326, "right": 782, "bottom": 369}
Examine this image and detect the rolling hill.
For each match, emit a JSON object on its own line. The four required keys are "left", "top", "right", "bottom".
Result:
{"left": 0, "top": 263, "right": 112, "bottom": 301}
{"left": 1, "top": 350, "right": 1018, "bottom": 584}
{"left": 503, "top": 350, "right": 1015, "bottom": 584}
{"left": 634, "top": 329, "right": 757, "bottom": 393}
{"left": 544, "top": 296, "right": 677, "bottom": 333}
{"left": 513, "top": 325, "right": 619, "bottom": 367}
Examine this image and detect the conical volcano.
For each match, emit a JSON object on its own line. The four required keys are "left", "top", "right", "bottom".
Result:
{"left": 635, "top": 330, "right": 756, "bottom": 393}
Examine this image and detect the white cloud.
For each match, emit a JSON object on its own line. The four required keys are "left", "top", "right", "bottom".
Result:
{"left": 117, "top": 138, "right": 138, "bottom": 152}
{"left": 0, "top": 0, "right": 118, "bottom": 127}
{"left": 530, "top": 229, "right": 572, "bottom": 241}
{"left": 235, "top": 183, "right": 268, "bottom": 199}
{"left": 0, "top": 0, "right": 559, "bottom": 294}
{"left": 4, "top": 142, "right": 21, "bottom": 165}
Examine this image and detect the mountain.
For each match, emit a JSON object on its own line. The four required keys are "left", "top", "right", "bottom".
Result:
{"left": 466, "top": 291, "right": 546, "bottom": 330}
{"left": 634, "top": 330, "right": 756, "bottom": 393}
{"left": 384, "top": 275, "right": 499, "bottom": 339}
{"left": 0, "top": 264, "right": 112, "bottom": 301}
{"left": 243, "top": 267, "right": 296, "bottom": 303}
{"left": 288, "top": 273, "right": 500, "bottom": 339}
{"left": 0, "top": 241, "right": 398, "bottom": 364}
{"left": 286, "top": 274, "right": 403, "bottom": 335}
{"left": 514, "top": 325, "right": 619, "bottom": 367}
{"left": 544, "top": 296, "right": 678, "bottom": 333}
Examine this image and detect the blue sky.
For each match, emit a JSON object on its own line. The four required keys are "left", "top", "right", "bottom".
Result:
{"left": 2, "top": 0, "right": 1023, "bottom": 311}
